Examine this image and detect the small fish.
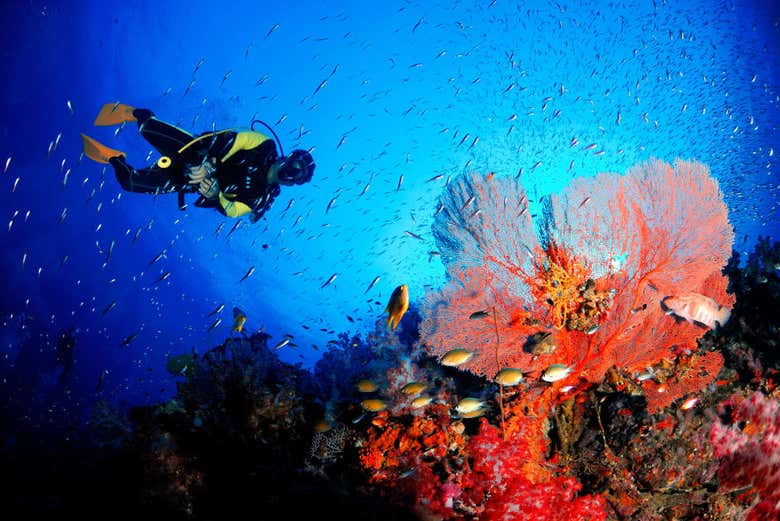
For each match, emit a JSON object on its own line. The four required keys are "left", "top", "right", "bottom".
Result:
{"left": 680, "top": 397, "right": 698, "bottom": 410}
{"left": 469, "top": 310, "right": 489, "bottom": 320}
{"left": 410, "top": 395, "right": 433, "bottom": 408}
{"left": 541, "top": 364, "right": 572, "bottom": 382}
{"left": 396, "top": 174, "right": 404, "bottom": 191}
{"left": 232, "top": 307, "right": 247, "bottom": 333}
{"left": 275, "top": 113, "right": 288, "bottom": 126}
{"left": 360, "top": 399, "right": 387, "bottom": 412}
{"left": 119, "top": 332, "right": 139, "bottom": 347}
{"left": 355, "top": 379, "right": 378, "bottom": 393}
{"left": 578, "top": 197, "right": 591, "bottom": 209}
{"left": 585, "top": 324, "right": 599, "bottom": 335}
{"left": 404, "top": 230, "right": 423, "bottom": 240}
{"left": 455, "top": 397, "right": 486, "bottom": 415}
{"left": 400, "top": 382, "right": 427, "bottom": 396}
{"left": 226, "top": 219, "right": 242, "bottom": 241}
{"left": 214, "top": 222, "right": 225, "bottom": 238}
{"left": 441, "top": 348, "right": 473, "bottom": 366}
{"left": 321, "top": 273, "right": 338, "bottom": 288}
{"left": 208, "top": 303, "right": 225, "bottom": 317}
{"left": 314, "top": 420, "right": 332, "bottom": 433}
{"left": 494, "top": 368, "right": 524, "bottom": 386}
{"left": 67, "top": 100, "right": 74, "bottom": 115}
{"left": 385, "top": 284, "right": 409, "bottom": 330}
{"left": 239, "top": 266, "right": 255, "bottom": 283}
{"left": 220, "top": 69, "right": 232, "bottom": 86}
{"left": 102, "top": 300, "right": 117, "bottom": 316}
{"left": 274, "top": 337, "right": 292, "bottom": 350}
{"left": 326, "top": 196, "right": 338, "bottom": 213}
{"left": 193, "top": 57, "right": 205, "bottom": 74}
{"left": 208, "top": 317, "right": 222, "bottom": 331}
{"left": 312, "top": 78, "right": 328, "bottom": 97}
{"left": 364, "top": 276, "right": 380, "bottom": 294}
{"left": 148, "top": 250, "right": 166, "bottom": 267}
{"left": 412, "top": 17, "right": 424, "bottom": 32}
{"left": 265, "top": 23, "right": 280, "bottom": 38}
{"left": 155, "top": 271, "right": 171, "bottom": 284}
{"left": 3, "top": 156, "right": 11, "bottom": 173}
{"left": 96, "top": 369, "right": 106, "bottom": 392}
{"left": 184, "top": 79, "right": 196, "bottom": 97}
{"left": 399, "top": 468, "right": 416, "bottom": 479}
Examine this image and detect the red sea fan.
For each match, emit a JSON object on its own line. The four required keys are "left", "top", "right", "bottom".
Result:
{"left": 421, "top": 160, "right": 734, "bottom": 385}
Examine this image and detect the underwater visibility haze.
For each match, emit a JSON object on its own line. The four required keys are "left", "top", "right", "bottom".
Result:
{"left": 1, "top": 0, "right": 780, "bottom": 519}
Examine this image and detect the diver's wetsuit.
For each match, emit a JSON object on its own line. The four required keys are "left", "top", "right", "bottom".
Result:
{"left": 109, "top": 109, "right": 281, "bottom": 219}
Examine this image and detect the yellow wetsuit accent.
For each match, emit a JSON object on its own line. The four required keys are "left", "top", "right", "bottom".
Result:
{"left": 218, "top": 191, "right": 252, "bottom": 217}
{"left": 220, "top": 131, "right": 270, "bottom": 163}
{"left": 216, "top": 130, "right": 270, "bottom": 217}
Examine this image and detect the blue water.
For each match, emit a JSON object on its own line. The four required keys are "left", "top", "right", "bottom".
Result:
{"left": 1, "top": 0, "right": 778, "bottom": 437}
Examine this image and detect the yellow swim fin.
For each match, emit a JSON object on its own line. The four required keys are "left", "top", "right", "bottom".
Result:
{"left": 93, "top": 102, "right": 136, "bottom": 126}
{"left": 80, "top": 133, "right": 125, "bottom": 164}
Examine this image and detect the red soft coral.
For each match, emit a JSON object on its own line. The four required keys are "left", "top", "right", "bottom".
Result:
{"left": 711, "top": 392, "right": 780, "bottom": 521}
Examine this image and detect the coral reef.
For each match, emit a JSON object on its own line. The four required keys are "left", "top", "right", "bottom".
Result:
{"left": 711, "top": 391, "right": 780, "bottom": 521}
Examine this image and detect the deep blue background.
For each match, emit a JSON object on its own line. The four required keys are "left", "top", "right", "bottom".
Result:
{"left": 1, "top": 0, "right": 778, "bottom": 438}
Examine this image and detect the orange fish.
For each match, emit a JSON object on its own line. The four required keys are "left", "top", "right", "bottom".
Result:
{"left": 661, "top": 293, "right": 731, "bottom": 329}
{"left": 385, "top": 284, "right": 409, "bottom": 330}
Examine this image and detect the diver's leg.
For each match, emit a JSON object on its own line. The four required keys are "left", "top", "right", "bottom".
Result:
{"left": 132, "top": 109, "right": 195, "bottom": 157}
{"left": 110, "top": 156, "right": 185, "bottom": 194}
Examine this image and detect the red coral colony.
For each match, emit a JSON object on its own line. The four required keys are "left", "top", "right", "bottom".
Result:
{"left": 70, "top": 159, "right": 780, "bottom": 521}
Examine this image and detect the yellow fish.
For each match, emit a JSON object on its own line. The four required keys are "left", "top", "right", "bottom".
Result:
{"left": 361, "top": 398, "right": 387, "bottom": 412}
{"left": 455, "top": 397, "right": 486, "bottom": 414}
{"left": 355, "top": 379, "right": 378, "bottom": 393}
{"left": 541, "top": 364, "right": 572, "bottom": 382}
{"left": 410, "top": 395, "right": 433, "bottom": 409}
{"left": 494, "top": 368, "right": 524, "bottom": 386}
{"left": 314, "top": 419, "right": 332, "bottom": 433}
{"left": 232, "top": 307, "right": 247, "bottom": 333}
{"left": 400, "top": 381, "right": 427, "bottom": 396}
{"left": 385, "top": 284, "right": 409, "bottom": 330}
{"left": 441, "top": 348, "right": 474, "bottom": 366}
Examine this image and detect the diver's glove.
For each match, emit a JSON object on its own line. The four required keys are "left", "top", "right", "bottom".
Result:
{"left": 199, "top": 177, "right": 220, "bottom": 200}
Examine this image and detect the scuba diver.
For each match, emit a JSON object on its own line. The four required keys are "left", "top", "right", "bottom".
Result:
{"left": 55, "top": 327, "right": 75, "bottom": 387}
{"left": 80, "top": 103, "right": 315, "bottom": 221}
